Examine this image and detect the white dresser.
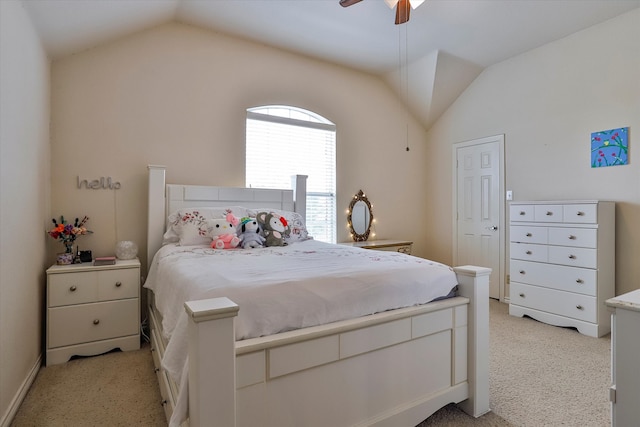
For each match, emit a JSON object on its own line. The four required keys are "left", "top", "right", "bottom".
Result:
{"left": 606, "top": 290, "right": 640, "bottom": 426}
{"left": 508, "top": 200, "right": 615, "bottom": 337}
{"left": 46, "top": 259, "right": 141, "bottom": 365}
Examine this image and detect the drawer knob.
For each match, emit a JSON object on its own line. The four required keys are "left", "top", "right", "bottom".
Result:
{"left": 576, "top": 305, "right": 584, "bottom": 310}
{"left": 577, "top": 211, "right": 585, "bottom": 216}
{"left": 569, "top": 255, "right": 576, "bottom": 259}
{"left": 519, "top": 211, "right": 526, "bottom": 216}
{"left": 576, "top": 279, "right": 584, "bottom": 284}
{"left": 568, "top": 235, "right": 576, "bottom": 240}
{"left": 115, "top": 281, "right": 122, "bottom": 287}
{"left": 519, "top": 270, "right": 526, "bottom": 274}
{"left": 526, "top": 233, "right": 532, "bottom": 237}
{"left": 526, "top": 250, "right": 532, "bottom": 255}
{"left": 93, "top": 319, "right": 100, "bottom": 325}
{"left": 519, "top": 293, "right": 525, "bottom": 298}
{"left": 546, "top": 211, "right": 553, "bottom": 216}
{"left": 69, "top": 285, "right": 77, "bottom": 292}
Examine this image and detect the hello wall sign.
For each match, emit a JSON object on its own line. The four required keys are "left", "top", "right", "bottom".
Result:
{"left": 77, "top": 176, "right": 121, "bottom": 190}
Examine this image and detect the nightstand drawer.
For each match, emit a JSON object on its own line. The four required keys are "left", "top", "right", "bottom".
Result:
{"left": 373, "top": 244, "right": 412, "bottom": 254}
{"left": 49, "top": 272, "right": 98, "bottom": 307}
{"left": 98, "top": 268, "right": 139, "bottom": 301}
{"left": 48, "top": 299, "right": 139, "bottom": 348}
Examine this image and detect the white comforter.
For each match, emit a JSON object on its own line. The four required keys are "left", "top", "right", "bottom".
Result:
{"left": 144, "top": 240, "right": 458, "bottom": 426}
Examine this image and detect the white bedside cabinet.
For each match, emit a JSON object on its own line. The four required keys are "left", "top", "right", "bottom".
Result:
{"left": 46, "top": 259, "right": 141, "bottom": 366}
{"left": 606, "top": 291, "right": 640, "bottom": 426}
{"left": 340, "top": 239, "right": 413, "bottom": 254}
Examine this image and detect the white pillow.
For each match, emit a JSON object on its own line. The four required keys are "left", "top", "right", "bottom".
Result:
{"left": 164, "top": 206, "right": 249, "bottom": 246}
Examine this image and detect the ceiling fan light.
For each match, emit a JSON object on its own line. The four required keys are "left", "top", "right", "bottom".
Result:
{"left": 410, "top": 0, "right": 426, "bottom": 9}
{"left": 384, "top": 0, "right": 398, "bottom": 9}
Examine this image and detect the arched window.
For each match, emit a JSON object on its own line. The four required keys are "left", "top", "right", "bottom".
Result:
{"left": 246, "top": 105, "right": 336, "bottom": 243}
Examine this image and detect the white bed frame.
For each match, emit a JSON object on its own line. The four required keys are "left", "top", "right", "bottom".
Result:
{"left": 146, "top": 165, "right": 491, "bottom": 427}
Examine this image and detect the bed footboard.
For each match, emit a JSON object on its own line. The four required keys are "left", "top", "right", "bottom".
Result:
{"left": 182, "top": 265, "right": 490, "bottom": 426}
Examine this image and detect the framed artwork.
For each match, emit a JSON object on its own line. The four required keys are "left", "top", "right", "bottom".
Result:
{"left": 591, "top": 127, "right": 629, "bottom": 168}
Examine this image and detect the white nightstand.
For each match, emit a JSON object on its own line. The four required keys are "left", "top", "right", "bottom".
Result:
{"left": 46, "top": 259, "right": 141, "bottom": 366}
{"left": 340, "top": 239, "right": 413, "bottom": 254}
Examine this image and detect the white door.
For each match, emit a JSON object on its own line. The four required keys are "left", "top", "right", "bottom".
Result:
{"left": 454, "top": 135, "right": 504, "bottom": 300}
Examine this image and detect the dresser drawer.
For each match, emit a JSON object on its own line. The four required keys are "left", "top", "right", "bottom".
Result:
{"left": 98, "top": 268, "right": 139, "bottom": 301}
{"left": 373, "top": 245, "right": 412, "bottom": 254}
{"left": 49, "top": 272, "right": 98, "bottom": 307}
{"left": 563, "top": 204, "right": 597, "bottom": 224}
{"left": 510, "top": 282, "right": 597, "bottom": 323}
{"left": 548, "top": 227, "right": 597, "bottom": 248}
{"left": 534, "top": 205, "right": 563, "bottom": 222}
{"left": 548, "top": 246, "right": 597, "bottom": 268}
{"left": 510, "top": 204, "right": 534, "bottom": 222}
{"left": 510, "top": 226, "right": 547, "bottom": 244}
{"left": 510, "top": 260, "right": 597, "bottom": 296}
{"left": 48, "top": 299, "right": 139, "bottom": 348}
{"left": 510, "top": 242, "right": 547, "bottom": 262}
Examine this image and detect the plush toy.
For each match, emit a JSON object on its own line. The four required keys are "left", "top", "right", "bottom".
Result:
{"left": 208, "top": 213, "right": 241, "bottom": 249}
{"left": 256, "top": 211, "right": 290, "bottom": 247}
{"left": 238, "top": 217, "right": 266, "bottom": 249}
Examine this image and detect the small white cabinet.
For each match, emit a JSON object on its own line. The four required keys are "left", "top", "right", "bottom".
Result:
{"left": 606, "top": 291, "right": 640, "bottom": 426}
{"left": 508, "top": 201, "right": 615, "bottom": 337}
{"left": 46, "top": 259, "right": 141, "bottom": 365}
{"left": 340, "top": 239, "right": 413, "bottom": 254}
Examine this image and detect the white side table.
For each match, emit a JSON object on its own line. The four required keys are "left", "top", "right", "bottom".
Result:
{"left": 46, "top": 259, "right": 141, "bottom": 365}
{"left": 606, "top": 290, "right": 640, "bottom": 426}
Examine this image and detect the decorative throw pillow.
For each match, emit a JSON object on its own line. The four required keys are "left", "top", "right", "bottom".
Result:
{"left": 248, "top": 208, "right": 311, "bottom": 244}
{"left": 164, "top": 206, "right": 250, "bottom": 246}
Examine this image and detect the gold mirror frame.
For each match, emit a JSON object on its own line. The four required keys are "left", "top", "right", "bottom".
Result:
{"left": 347, "top": 189, "right": 374, "bottom": 241}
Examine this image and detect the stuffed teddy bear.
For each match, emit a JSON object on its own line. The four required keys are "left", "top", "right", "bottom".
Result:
{"left": 207, "top": 213, "right": 241, "bottom": 249}
{"left": 256, "top": 211, "right": 290, "bottom": 247}
{"left": 237, "top": 217, "right": 266, "bottom": 249}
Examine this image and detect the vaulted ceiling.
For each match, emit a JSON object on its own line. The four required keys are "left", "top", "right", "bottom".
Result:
{"left": 22, "top": 0, "right": 640, "bottom": 128}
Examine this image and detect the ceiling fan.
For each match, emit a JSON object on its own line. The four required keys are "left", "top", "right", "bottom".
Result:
{"left": 340, "top": 0, "right": 425, "bottom": 25}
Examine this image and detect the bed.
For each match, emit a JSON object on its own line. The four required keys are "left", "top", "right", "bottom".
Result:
{"left": 145, "top": 165, "right": 491, "bottom": 427}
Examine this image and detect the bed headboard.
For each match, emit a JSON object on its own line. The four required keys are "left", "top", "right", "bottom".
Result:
{"left": 147, "top": 165, "right": 307, "bottom": 270}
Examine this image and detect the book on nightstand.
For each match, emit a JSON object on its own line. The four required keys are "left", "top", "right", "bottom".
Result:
{"left": 93, "top": 256, "right": 116, "bottom": 266}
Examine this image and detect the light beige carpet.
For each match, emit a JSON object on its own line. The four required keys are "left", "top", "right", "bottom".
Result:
{"left": 488, "top": 300, "right": 611, "bottom": 427}
{"left": 11, "top": 343, "right": 166, "bottom": 427}
{"left": 11, "top": 300, "right": 610, "bottom": 426}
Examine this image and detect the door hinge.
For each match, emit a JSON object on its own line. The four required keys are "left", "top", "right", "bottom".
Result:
{"left": 609, "top": 385, "right": 616, "bottom": 403}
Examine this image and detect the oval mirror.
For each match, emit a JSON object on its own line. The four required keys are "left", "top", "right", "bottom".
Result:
{"left": 348, "top": 190, "right": 373, "bottom": 241}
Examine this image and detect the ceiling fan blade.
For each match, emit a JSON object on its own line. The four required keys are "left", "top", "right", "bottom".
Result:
{"left": 340, "top": 0, "right": 363, "bottom": 7}
{"left": 395, "top": 0, "right": 411, "bottom": 24}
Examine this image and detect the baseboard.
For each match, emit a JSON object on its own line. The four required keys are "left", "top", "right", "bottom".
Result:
{"left": 0, "top": 354, "right": 41, "bottom": 427}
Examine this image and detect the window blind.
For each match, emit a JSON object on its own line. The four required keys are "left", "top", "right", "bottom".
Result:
{"left": 246, "top": 108, "right": 336, "bottom": 243}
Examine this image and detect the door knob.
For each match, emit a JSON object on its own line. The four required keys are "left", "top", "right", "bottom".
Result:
{"left": 487, "top": 226, "right": 498, "bottom": 231}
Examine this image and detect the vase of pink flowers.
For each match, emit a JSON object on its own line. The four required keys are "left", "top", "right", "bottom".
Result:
{"left": 48, "top": 216, "right": 92, "bottom": 264}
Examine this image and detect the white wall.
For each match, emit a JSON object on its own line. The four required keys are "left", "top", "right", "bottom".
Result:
{"left": 50, "top": 22, "right": 430, "bottom": 270}
{"left": 0, "top": 1, "right": 50, "bottom": 423}
{"left": 425, "top": 9, "right": 640, "bottom": 296}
